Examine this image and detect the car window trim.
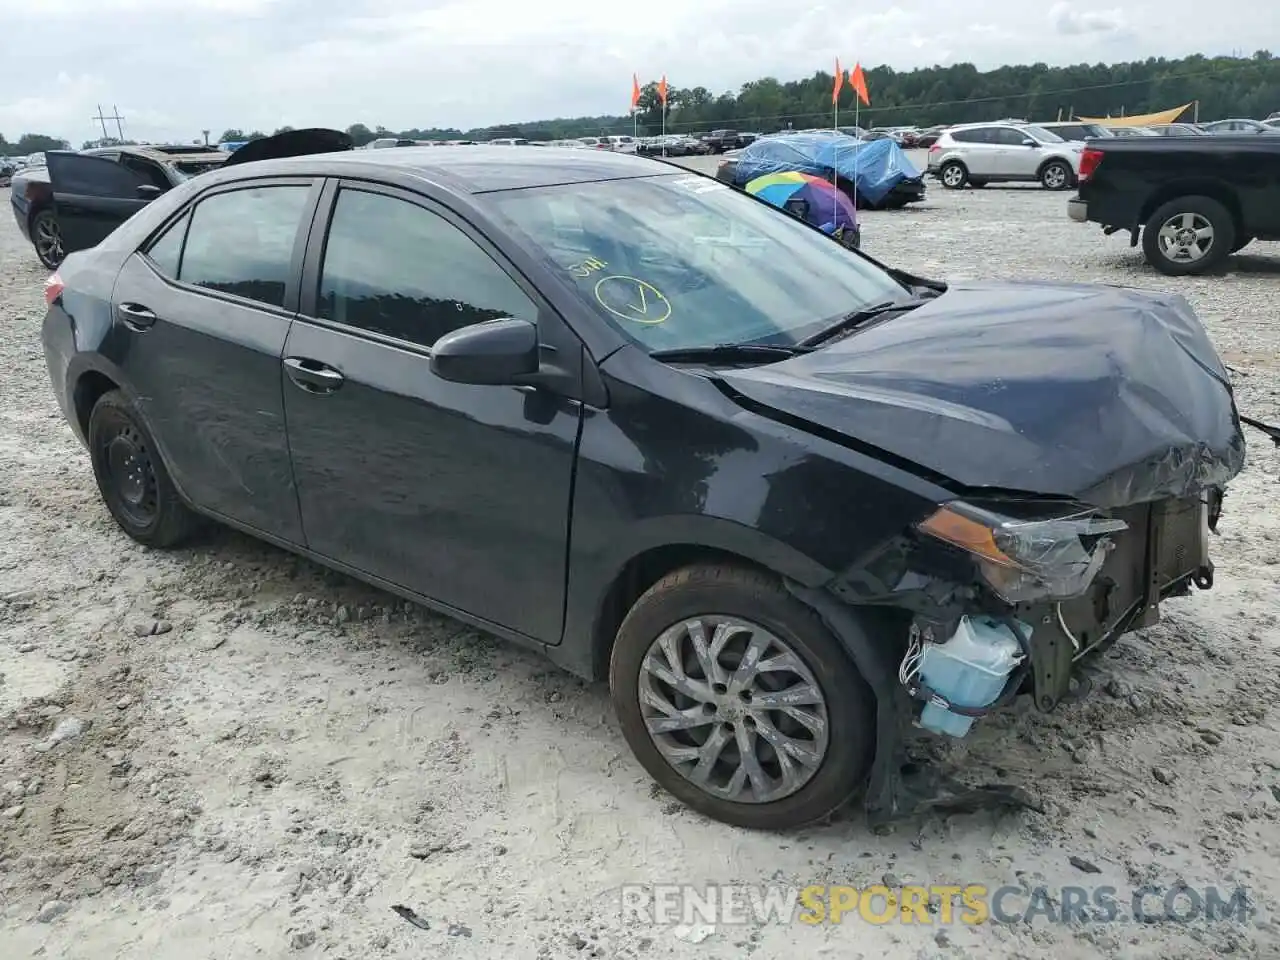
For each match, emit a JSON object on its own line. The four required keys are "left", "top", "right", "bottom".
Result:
{"left": 296, "top": 176, "right": 599, "bottom": 406}
{"left": 134, "top": 176, "right": 323, "bottom": 317}
{"left": 299, "top": 177, "right": 555, "bottom": 356}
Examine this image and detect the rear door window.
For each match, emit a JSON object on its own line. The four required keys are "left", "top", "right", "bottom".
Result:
{"left": 178, "top": 185, "right": 311, "bottom": 308}
{"left": 950, "top": 128, "right": 990, "bottom": 143}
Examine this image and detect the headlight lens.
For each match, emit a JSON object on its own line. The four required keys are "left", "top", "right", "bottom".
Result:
{"left": 916, "top": 500, "right": 1127, "bottom": 604}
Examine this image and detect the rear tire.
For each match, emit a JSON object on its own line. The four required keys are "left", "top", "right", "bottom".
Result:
{"left": 939, "top": 161, "right": 968, "bottom": 189}
{"left": 1141, "top": 195, "right": 1235, "bottom": 276}
{"left": 87, "top": 390, "right": 201, "bottom": 548}
{"left": 1039, "top": 160, "right": 1072, "bottom": 191}
{"left": 31, "top": 208, "right": 64, "bottom": 270}
{"left": 609, "top": 563, "right": 876, "bottom": 830}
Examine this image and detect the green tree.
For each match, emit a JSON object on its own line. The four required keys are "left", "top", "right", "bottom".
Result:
{"left": 15, "top": 134, "right": 69, "bottom": 153}
{"left": 219, "top": 128, "right": 246, "bottom": 143}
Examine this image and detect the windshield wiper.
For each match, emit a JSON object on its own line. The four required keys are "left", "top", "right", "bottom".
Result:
{"left": 649, "top": 342, "right": 813, "bottom": 364}
{"left": 798, "top": 298, "right": 925, "bottom": 348}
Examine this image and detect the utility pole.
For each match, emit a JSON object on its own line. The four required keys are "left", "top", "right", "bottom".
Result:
{"left": 92, "top": 104, "right": 110, "bottom": 140}
{"left": 91, "top": 104, "right": 126, "bottom": 143}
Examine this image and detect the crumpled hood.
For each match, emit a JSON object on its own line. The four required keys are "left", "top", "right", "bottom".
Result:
{"left": 719, "top": 280, "right": 1246, "bottom": 507}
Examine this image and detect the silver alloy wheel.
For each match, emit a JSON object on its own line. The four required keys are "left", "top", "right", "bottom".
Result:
{"left": 1157, "top": 212, "right": 1214, "bottom": 262}
{"left": 34, "top": 213, "right": 64, "bottom": 266}
{"left": 637, "top": 616, "right": 830, "bottom": 804}
{"left": 1042, "top": 163, "right": 1068, "bottom": 189}
{"left": 941, "top": 164, "right": 964, "bottom": 187}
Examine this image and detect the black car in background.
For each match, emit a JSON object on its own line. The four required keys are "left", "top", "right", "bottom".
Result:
{"left": 10, "top": 144, "right": 230, "bottom": 270}
{"left": 10, "top": 130, "right": 350, "bottom": 270}
{"left": 700, "top": 129, "right": 742, "bottom": 153}
{"left": 1069, "top": 133, "right": 1280, "bottom": 274}
{"left": 41, "top": 139, "right": 1244, "bottom": 830}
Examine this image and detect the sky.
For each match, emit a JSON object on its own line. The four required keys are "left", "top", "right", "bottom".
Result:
{"left": 0, "top": 0, "right": 1276, "bottom": 145}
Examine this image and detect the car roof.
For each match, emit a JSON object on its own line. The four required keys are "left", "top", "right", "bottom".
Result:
{"left": 85, "top": 145, "right": 228, "bottom": 165}
{"left": 222, "top": 144, "right": 672, "bottom": 193}
{"left": 945, "top": 121, "right": 1024, "bottom": 130}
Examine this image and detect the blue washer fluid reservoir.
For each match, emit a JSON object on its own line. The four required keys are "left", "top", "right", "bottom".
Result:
{"left": 917, "top": 616, "right": 1030, "bottom": 738}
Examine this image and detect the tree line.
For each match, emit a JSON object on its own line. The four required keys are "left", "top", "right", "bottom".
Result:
{"left": 6, "top": 51, "right": 1279, "bottom": 154}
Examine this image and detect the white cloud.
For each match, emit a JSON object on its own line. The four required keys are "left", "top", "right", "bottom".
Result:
{"left": 1049, "top": 2, "right": 1129, "bottom": 36}
{"left": 0, "top": 0, "right": 1275, "bottom": 145}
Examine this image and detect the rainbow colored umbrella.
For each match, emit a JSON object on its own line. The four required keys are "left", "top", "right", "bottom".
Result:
{"left": 744, "top": 171, "right": 857, "bottom": 233}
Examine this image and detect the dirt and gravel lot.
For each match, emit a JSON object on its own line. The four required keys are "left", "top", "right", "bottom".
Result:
{"left": 1, "top": 171, "right": 1279, "bottom": 960}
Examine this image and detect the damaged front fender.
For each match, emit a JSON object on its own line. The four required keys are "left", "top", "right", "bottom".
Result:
{"left": 785, "top": 581, "right": 1041, "bottom": 827}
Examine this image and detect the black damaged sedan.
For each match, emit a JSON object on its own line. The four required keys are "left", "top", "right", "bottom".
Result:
{"left": 40, "top": 132, "right": 1247, "bottom": 830}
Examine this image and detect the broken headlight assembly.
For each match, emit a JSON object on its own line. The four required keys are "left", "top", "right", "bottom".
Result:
{"left": 916, "top": 500, "right": 1128, "bottom": 604}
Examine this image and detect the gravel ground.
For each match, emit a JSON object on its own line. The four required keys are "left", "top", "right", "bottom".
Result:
{"left": 1, "top": 173, "right": 1279, "bottom": 960}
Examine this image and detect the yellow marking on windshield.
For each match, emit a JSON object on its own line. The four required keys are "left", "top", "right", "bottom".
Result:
{"left": 594, "top": 276, "right": 672, "bottom": 325}
{"left": 568, "top": 256, "right": 608, "bottom": 279}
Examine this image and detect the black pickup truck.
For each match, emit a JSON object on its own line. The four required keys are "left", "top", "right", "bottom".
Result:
{"left": 1068, "top": 134, "right": 1280, "bottom": 275}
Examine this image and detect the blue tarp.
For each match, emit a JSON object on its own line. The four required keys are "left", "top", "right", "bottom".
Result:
{"left": 730, "top": 134, "right": 923, "bottom": 207}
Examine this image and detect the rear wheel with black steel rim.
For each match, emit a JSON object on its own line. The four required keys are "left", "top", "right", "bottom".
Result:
{"left": 609, "top": 563, "right": 876, "bottom": 830}
{"left": 31, "top": 209, "right": 64, "bottom": 270}
{"left": 88, "top": 390, "right": 201, "bottom": 548}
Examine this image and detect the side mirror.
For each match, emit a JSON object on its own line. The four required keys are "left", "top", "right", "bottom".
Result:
{"left": 430, "top": 318, "right": 539, "bottom": 386}
{"left": 137, "top": 184, "right": 163, "bottom": 200}
{"left": 1021, "top": 138, "right": 1038, "bottom": 147}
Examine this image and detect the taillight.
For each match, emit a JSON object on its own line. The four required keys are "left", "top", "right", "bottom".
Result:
{"left": 1078, "top": 147, "right": 1103, "bottom": 183}
{"left": 44, "top": 272, "right": 64, "bottom": 306}
{"left": 928, "top": 144, "right": 941, "bottom": 154}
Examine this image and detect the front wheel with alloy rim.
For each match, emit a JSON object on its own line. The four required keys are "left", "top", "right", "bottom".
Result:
{"left": 1141, "top": 195, "right": 1235, "bottom": 276}
{"left": 31, "top": 209, "right": 64, "bottom": 270}
{"left": 1039, "top": 160, "right": 1072, "bottom": 191}
{"left": 939, "top": 161, "right": 968, "bottom": 189}
{"left": 609, "top": 563, "right": 876, "bottom": 830}
{"left": 88, "top": 390, "right": 202, "bottom": 548}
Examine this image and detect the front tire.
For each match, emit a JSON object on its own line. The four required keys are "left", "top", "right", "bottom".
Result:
{"left": 939, "top": 161, "right": 968, "bottom": 189}
{"left": 1141, "top": 195, "right": 1235, "bottom": 276}
{"left": 31, "top": 208, "right": 64, "bottom": 270}
{"left": 87, "top": 390, "right": 201, "bottom": 548}
{"left": 1039, "top": 160, "right": 1072, "bottom": 191}
{"left": 609, "top": 563, "right": 876, "bottom": 830}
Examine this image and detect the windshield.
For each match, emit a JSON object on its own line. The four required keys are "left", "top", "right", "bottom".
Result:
{"left": 1022, "top": 124, "right": 1065, "bottom": 143}
{"left": 487, "top": 175, "right": 905, "bottom": 352}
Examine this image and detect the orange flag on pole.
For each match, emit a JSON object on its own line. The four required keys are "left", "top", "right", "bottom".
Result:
{"left": 832, "top": 58, "right": 844, "bottom": 105}
{"left": 631, "top": 73, "right": 642, "bottom": 110}
{"left": 850, "top": 63, "right": 871, "bottom": 106}
{"left": 657, "top": 75, "right": 668, "bottom": 105}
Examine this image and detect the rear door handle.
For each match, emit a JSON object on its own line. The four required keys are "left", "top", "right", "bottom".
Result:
{"left": 284, "top": 356, "right": 345, "bottom": 394}
{"left": 117, "top": 302, "right": 157, "bottom": 331}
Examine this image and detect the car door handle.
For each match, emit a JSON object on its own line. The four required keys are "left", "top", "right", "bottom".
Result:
{"left": 117, "top": 302, "right": 157, "bottom": 331}
{"left": 284, "top": 357, "right": 345, "bottom": 394}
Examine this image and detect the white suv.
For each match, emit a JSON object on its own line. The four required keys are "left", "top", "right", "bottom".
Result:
{"left": 927, "top": 122, "right": 1083, "bottom": 191}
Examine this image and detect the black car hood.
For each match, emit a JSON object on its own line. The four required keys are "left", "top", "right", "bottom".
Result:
{"left": 719, "top": 281, "right": 1246, "bottom": 507}
{"left": 221, "top": 128, "right": 353, "bottom": 167}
